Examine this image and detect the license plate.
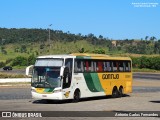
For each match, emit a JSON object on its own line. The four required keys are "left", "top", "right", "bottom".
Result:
{"left": 42, "top": 95, "right": 47, "bottom": 97}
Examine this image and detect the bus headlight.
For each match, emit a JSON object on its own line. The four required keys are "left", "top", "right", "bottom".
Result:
{"left": 31, "top": 89, "right": 36, "bottom": 92}
{"left": 54, "top": 89, "right": 62, "bottom": 93}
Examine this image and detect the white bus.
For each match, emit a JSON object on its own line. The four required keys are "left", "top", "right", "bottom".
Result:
{"left": 26, "top": 53, "right": 132, "bottom": 102}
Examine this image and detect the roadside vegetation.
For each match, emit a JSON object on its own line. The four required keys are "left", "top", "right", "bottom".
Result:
{"left": 0, "top": 72, "right": 29, "bottom": 78}
{"left": 0, "top": 28, "right": 160, "bottom": 76}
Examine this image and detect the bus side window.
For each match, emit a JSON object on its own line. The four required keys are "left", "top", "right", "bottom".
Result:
{"left": 75, "top": 60, "right": 80, "bottom": 72}
{"left": 128, "top": 62, "right": 131, "bottom": 72}
{"left": 86, "top": 60, "right": 93, "bottom": 72}
{"left": 103, "top": 61, "right": 112, "bottom": 72}
{"left": 108, "top": 61, "right": 112, "bottom": 72}
{"left": 90, "top": 61, "right": 94, "bottom": 72}
{"left": 74, "top": 60, "right": 77, "bottom": 72}
{"left": 83, "top": 60, "right": 86, "bottom": 72}
{"left": 97, "top": 61, "right": 103, "bottom": 72}
{"left": 88, "top": 61, "right": 93, "bottom": 72}
{"left": 81, "top": 60, "right": 84, "bottom": 72}
{"left": 84, "top": 61, "right": 89, "bottom": 72}
{"left": 83, "top": 60, "right": 93, "bottom": 72}
{"left": 74, "top": 59, "right": 84, "bottom": 72}
{"left": 125, "top": 61, "right": 131, "bottom": 72}
{"left": 119, "top": 61, "right": 124, "bottom": 72}
{"left": 103, "top": 62, "right": 107, "bottom": 71}
{"left": 93, "top": 61, "right": 97, "bottom": 72}
{"left": 112, "top": 61, "right": 118, "bottom": 72}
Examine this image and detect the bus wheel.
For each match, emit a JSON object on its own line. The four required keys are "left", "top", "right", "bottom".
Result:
{"left": 112, "top": 87, "right": 119, "bottom": 98}
{"left": 73, "top": 90, "right": 80, "bottom": 103}
{"left": 119, "top": 87, "right": 124, "bottom": 97}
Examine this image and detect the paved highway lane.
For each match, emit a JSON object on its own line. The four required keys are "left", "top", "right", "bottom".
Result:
{"left": 133, "top": 72, "right": 160, "bottom": 80}
{"left": 0, "top": 87, "right": 31, "bottom": 100}
{"left": 0, "top": 68, "right": 25, "bottom": 75}
{"left": 0, "top": 73, "right": 160, "bottom": 120}
{"left": 1, "top": 86, "right": 160, "bottom": 100}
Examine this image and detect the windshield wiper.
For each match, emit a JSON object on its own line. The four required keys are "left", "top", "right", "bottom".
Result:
{"left": 45, "top": 81, "right": 52, "bottom": 87}
{"left": 35, "top": 83, "right": 43, "bottom": 88}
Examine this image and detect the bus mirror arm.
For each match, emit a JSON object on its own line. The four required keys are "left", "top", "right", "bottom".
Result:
{"left": 26, "top": 65, "right": 34, "bottom": 77}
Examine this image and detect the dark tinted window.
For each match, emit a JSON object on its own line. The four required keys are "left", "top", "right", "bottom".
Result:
{"left": 74, "top": 59, "right": 131, "bottom": 73}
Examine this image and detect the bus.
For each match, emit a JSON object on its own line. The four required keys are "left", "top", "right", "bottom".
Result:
{"left": 26, "top": 53, "right": 132, "bottom": 102}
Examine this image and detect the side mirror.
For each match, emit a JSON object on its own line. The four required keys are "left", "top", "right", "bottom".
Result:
{"left": 26, "top": 65, "right": 34, "bottom": 77}
{"left": 60, "top": 66, "right": 65, "bottom": 77}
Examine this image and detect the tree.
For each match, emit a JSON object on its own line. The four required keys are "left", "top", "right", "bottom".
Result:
{"left": 150, "top": 36, "right": 156, "bottom": 41}
{"left": 145, "top": 36, "right": 149, "bottom": 40}
{"left": 92, "top": 49, "right": 105, "bottom": 54}
{"left": 87, "top": 33, "right": 94, "bottom": 38}
{"left": 99, "top": 35, "right": 103, "bottom": 39}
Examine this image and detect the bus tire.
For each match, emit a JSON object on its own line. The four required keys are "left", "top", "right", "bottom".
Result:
{"left": 112, "top": 87, "right": 119, "bottom": 98}
{"left": 119, "top": 87, "right": 124, "bottom": 97}
{"left": 73, "top": 89, "right": 80, "bottom": 103}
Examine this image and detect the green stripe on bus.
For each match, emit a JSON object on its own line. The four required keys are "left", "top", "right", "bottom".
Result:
{"left": 76, "top": 56, "right": 91, "bottom": 59}
{"left": 90, "top": 73, "right": 104, "bottom": 92}
{"left": 44, "top": 88, "right": 54, "bottom": 92}
{"left": 83, "top": 73, "right": 99, "bottom": 92}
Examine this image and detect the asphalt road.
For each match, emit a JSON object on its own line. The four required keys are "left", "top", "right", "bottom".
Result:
{"left": 0, "top": 73, "right": 160, "bottom": 120}
{"left": 0, "top": 86, "right": 160, "bottom": 100}
{"left": 133, "top": 72, "right": 160, "bottom": 80}
{"left": 0, "top": 69, "right": 25, "bottom": 75}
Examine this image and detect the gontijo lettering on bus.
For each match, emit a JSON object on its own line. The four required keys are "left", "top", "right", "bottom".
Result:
{"left": 102, "top": 74, "right": 119, "bottom": 79}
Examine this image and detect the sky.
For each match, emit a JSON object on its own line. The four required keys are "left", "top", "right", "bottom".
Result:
{"left": 0, "top": 0, "right": 160, "bottom": 40}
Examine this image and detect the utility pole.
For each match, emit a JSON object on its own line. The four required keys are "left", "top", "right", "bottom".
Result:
{"left": 48, "top": 24, "right": 52, "bottom": 54}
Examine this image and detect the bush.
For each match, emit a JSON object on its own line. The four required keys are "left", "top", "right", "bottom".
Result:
{"left": 0, "top": 73, "right": 29, "bottom": 78}
{"left": 11, "top": 56, "right": 28, "bottom": 66}
{"left": 139, "top": 56, "right": 151, "bottom": 68}
{"left": 131, "top": 57, "right": 140, "bottom": 68}
{"left": 0, "top": 62, "right": 5, "bottom": 68}
{"left": 131, "top": 56, "right": 160, "bottom": 70}
{"left": 28, "top": 54, "right": 36, "bottom": 65}
{"left": 10, "top": 55, "right": 36, "bottom": 67}
{"left": 92, "top": 49, "right": 105, "bottom": 54}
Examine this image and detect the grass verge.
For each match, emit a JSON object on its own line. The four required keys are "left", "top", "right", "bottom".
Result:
{"left": 0, "top": 72, "right": 30, "bottom": 78}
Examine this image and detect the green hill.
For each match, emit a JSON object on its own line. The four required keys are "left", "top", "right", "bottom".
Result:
{"left": 0, "top": 28, "right": 112, "bottom": 67}
{"left": 0, "top": 28, "right": 160, "bottom": 68}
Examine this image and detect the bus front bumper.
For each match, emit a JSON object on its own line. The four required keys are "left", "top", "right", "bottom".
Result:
{"left": 31, "top": 91, "right": 63, "bottom": 100}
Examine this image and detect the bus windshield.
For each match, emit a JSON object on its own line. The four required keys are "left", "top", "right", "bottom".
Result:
{"left": 32, "top": 67, "right": 61, "bottom": 88}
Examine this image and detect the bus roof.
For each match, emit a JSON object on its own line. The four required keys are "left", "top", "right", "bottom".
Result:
{"left": 37, "top": 54, "right": 74, "bottom": 59}
{"left": 70, "top": 53, "right": 131, "bottom": 61}
{"left": 37, "top": 53, "right": 131, "bottom": 61}
{"left": 70, "top": 53, "right": 109, "bottom": 57}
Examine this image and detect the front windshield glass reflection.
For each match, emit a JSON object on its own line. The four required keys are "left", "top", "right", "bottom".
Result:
{"left": 32, "top": 67, "right": 61, "bottom": 88}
